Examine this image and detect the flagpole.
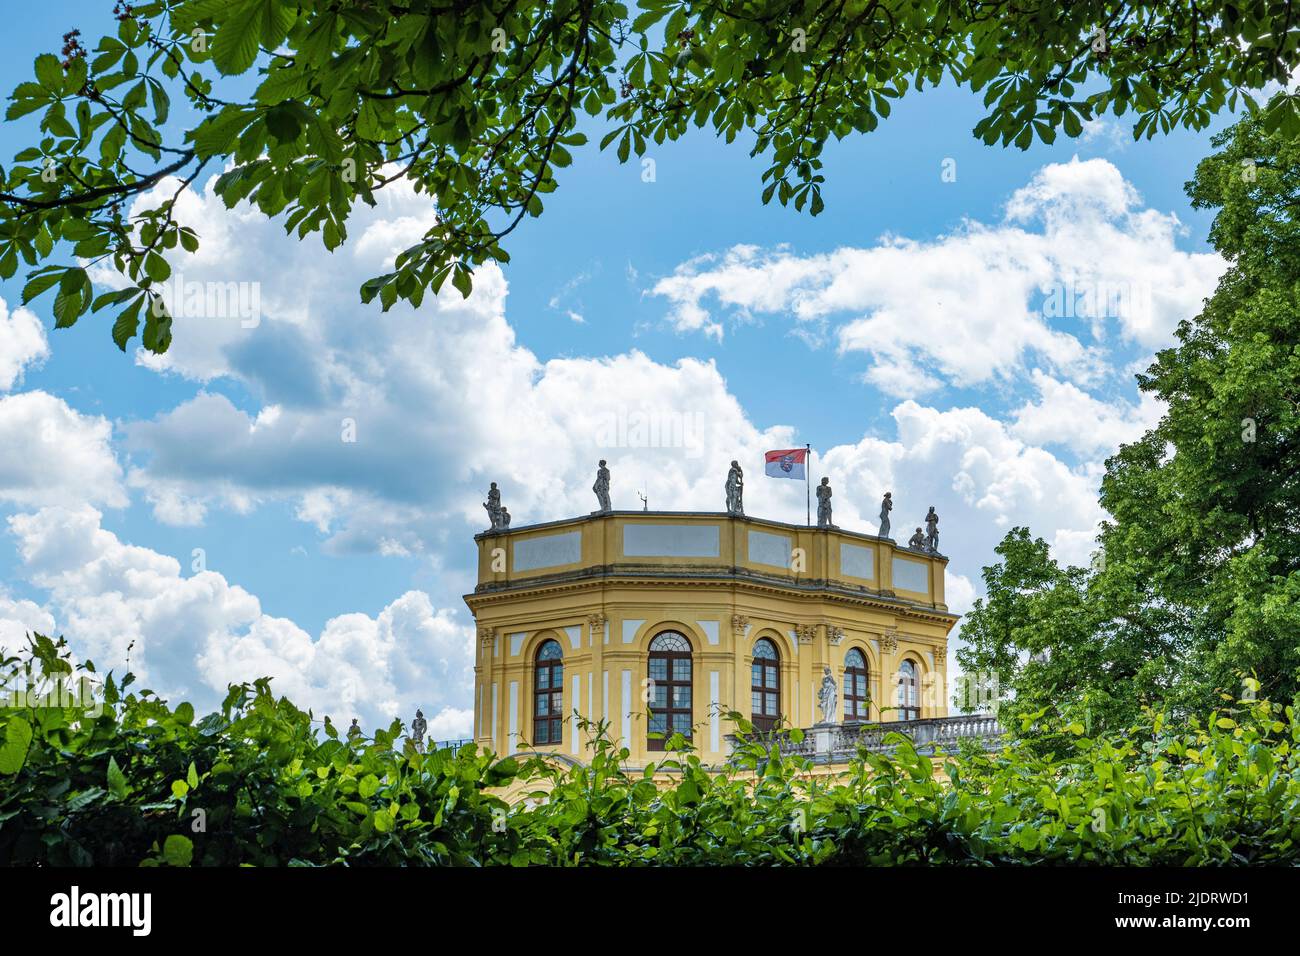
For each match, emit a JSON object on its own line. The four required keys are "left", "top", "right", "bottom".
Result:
{"left": 806, "top": 443, "right": 811, "bottom": 526}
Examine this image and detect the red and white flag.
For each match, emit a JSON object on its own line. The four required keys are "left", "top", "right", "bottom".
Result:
{"left": 764, "top": 448, "right": 807, "bottom": 480}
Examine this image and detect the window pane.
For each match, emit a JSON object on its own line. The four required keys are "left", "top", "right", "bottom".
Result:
{"left": 671, "top": 713, "right": 691, "bottom": 734}
{"left": 649, "top": 658, "right": 667, "bottom": 681}
{"left": 651, "top": 685, "right": 666, "bottom": 708}
{"left": 536, "top": 695, "right": 548, "bottom": 716}
{"left": 752, "top": 691, "right": 763, "bottom": 713}
{"left": 765, "top": 666, "right": 778, "bottom": 688}
{"left": 674, "top": 659, "right": 691, "bottom": 681}
{"left": 672, "top": 686, "right": 691, "bottom": 709}
{"left": 766, "top": 692, "right": 778, "bottom": 714}
{"left": 650, "top": 713, "right": 667, "bottom": 734}
{"left": 751, "top": 663, "right": 763, "bottom": 687}
{"left": 650, "top": 632, "right": 690, "bottom": 652}
{"left": 855, "top": 676, "right": 865, "bottom": 696}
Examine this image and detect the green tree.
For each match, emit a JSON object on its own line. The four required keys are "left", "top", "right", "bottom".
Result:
{"left": 6, "top": 633, "right": 1300, "bottom": 866}
{"left": 959, "top": 114, "right": 1300, "bottom": 734}
{"left": 3, "top": 0, "right": 1300, "bottom": 353}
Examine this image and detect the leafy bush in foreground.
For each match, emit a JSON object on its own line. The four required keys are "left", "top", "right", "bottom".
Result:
{"left": 2, "top": 635, "right": 1298, "bottom": 866}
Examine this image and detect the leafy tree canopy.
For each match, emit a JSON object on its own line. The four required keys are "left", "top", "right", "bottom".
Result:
{"left": 3, "top": 634, "right": 1299, "bottom": 865}
{"left": 958, "top": 113, "right": 1300, "bottom": 735}
{"left": 3, "top": 0, "right": 1300, "bottom": 353}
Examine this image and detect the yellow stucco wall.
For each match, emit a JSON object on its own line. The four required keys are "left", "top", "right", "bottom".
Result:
{"left": 464, "top": 511, "right": 958, "bottom": 767}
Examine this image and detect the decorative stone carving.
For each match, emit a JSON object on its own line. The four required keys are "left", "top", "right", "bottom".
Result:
{"left": 410, "top": 709, "right": 427, "bottom": 753}
{"left": 827, "top": 625, "right": 845, "bottom": 646}
{"left": 587, "top": 614, "right": 606, "bottom": 641}
{"left": 924, "top": 506, "right": 939, "bottom": 553}
{"left": 816, "top": 477, "right": 833, "bottom": 528}
{"left": 880, "top": 627, "right": 899, "bottom": 653}
{"left": 878, "top": 491, "right": 893, "bottom": 538}
{"left": 478, "top": 626, "right": 496, "bottom": 648}
{"left": 817, "top": 665, "right": 838, "bottom": 724}
{"left": 795, "top": 624, "right": 817, "bottom": 644}
{"left": 592, "top": 460, "right": 612, "bottom": 512}
{"left": 483, "top": 482, "right": 507, "bottom": 531}
{"left": 725, "top": 460, "right": 744, "bottom": 516}
{"left": 731, "top": 614, "right": 750, "bottom": 634}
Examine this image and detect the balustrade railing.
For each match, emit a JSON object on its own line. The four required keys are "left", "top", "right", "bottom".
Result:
{"left": 726, "top": 713, "right": 1003, "bottom": 761}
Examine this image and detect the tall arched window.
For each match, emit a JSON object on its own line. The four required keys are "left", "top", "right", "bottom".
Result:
{"left": 897, "top": 659, "right": 920, "bottom": 721}
{"left": 751, "top": 638, "right": 781, "bottom": 732}
{"left": 648, "top": 631, "right": 692, "bottom": 750}
{"left": 844, "top": 648, "right": 870, "bottom": 721}
{"left": 533, "top": 639, "right": 564, "bottom": 745}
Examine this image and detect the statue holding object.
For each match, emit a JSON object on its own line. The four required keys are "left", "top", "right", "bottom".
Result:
{"left": 818, "top": 665, "right": 838, "bottom": 724}
{"left": 924, "top": 506, "right": 939, "bottom": 552}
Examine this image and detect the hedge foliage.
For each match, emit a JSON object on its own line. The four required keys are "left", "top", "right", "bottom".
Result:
{"left": 2, "top": 635, "right": 1298, "bottom": 866}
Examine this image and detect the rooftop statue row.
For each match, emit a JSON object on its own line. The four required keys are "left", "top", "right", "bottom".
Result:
{"left": 482, "top": 461, "right": 942, "bottom": 555}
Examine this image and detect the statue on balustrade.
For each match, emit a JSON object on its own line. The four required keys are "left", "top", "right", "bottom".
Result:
{"left": 483, "top": 482, "right": 505, "bottom": 530}
{"left": 924, "top": 506, "right": 939, "bottom": 552}
{"left": 818, "top": 665, "right": 838, "bottom": 724}
{"left": 499, "top": 506, "right": 511, "bottom": 529}
{"left": 410, "top": 709, "right": 427, "bottom": 753}
{"left": 908, "top": 527, "right": 925, "bottom": 550}
{"left": 816, "top": 477, "right": 834, "bottom": 528}
{"left": 878, "top": 491, "right": 893, "bottom": 538}
{"left": 725, "top": 460, "right": 744, "bottom": 516}
{"left": 593, "top": 460, "right": 612, "bottom": 512}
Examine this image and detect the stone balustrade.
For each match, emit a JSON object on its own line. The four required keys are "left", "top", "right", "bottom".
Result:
{"left": 727, "top": 713, "right": 1004, "bottom": 762}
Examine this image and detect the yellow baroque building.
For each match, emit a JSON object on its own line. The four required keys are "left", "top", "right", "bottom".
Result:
{"left": 465, "top": 509, "right": 989, "bottom": 768}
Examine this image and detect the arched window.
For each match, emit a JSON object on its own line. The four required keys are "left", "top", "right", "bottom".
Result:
{"left": 648, "top": 631, "right": 692, "bottom": 750}
{"left": 897, "top": 659, "right": 920, "bottom": 721}
{"left": 533, "top": 639, "right": 564, "bottom": 744}
{"left": 751, "top": 638, "right": 781, "bottom": 732}
{"left": 844, "top": 648, "right": 870, "bottom": 721}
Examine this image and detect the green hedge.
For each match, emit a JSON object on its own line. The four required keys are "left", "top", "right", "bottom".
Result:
{"left": 2, "top": 635, "right": 1298, "bottom": 865}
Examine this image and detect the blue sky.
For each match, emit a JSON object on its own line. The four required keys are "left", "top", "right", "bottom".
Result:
{"left": 0, "top": 3, "right": 1232, "bottom": 735}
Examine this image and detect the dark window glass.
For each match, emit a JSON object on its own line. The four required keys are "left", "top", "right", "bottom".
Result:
{"left": 533, "top": 639, "right": 564, "bottom": 745}
{"left": 648, "top": 631, "right": 693, "bottom": 749}
{"left": 751, "top": 639, "right": 781, "bottom": 732}
{"left": 844, "top": 648, "right": 870, "bottom": 721}
{"left": 897, "top": 659, "right": 920, "bottom": 721}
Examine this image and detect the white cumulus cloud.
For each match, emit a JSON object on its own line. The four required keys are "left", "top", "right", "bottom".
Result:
{"left": 3, "top": 505, "right": 474, "bottom": 735}
{"left": 650, "top": 157, "right": 1222, "bottom": 398}
{"left": 0, "top": 299, "right": 48, "bottom": 391}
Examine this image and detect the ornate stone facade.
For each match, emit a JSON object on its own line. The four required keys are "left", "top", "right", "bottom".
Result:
{"left": 468, "top": 509, "right": 956, "bottom": 767}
